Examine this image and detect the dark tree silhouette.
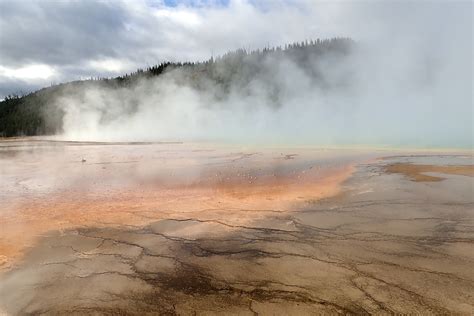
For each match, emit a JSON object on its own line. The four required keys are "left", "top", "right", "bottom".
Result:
{"left": 0, "top": 38, "right": 354, "bottom": 137}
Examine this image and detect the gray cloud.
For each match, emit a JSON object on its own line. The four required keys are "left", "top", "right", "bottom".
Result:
{"left": 1, "top": 1, "right": 469, "bottom": 91}
{"left": 0, "top": 0, "right": 472, "bottom": 147}
{"left": 0, "top": 1, "right": 128, "bottom": 66}
{"left": 0, "top": 0, "right": 351, "bottom": 96}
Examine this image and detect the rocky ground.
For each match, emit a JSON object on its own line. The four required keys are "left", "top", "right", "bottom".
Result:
{"left": 1, "top": 153, "right": 473, "bottom": 315}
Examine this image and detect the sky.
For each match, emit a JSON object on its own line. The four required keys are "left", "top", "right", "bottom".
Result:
{"left": 0, "top": 0, "right": 468, "bottom": 97}
{"left": 0, "top": 0, "right": 472, "bottom": 147}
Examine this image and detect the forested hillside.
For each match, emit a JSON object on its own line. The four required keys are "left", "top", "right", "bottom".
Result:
{"left": 0, "top": 38, "right": 353, "bottom": 137}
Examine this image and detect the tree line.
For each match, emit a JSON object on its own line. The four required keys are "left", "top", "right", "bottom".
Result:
{"left": 0, "top": 37, "right": 353, "bottom": 137}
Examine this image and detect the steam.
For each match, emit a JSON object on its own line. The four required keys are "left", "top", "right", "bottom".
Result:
{"left": 52, "top": 1, "right": 472, "bottom": 148}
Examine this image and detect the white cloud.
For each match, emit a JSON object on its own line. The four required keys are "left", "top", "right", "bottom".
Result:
{"left": 0, "top": 0, "right": 472, "bottom": 147}
{"left": 153, "top": 8, "right": 202, "bottom": 28}
{"left": 87, "top": 58, "right": 137, "bottom": 73}
{"left": 0, "top": 64, "right": 56, "bottom": 80}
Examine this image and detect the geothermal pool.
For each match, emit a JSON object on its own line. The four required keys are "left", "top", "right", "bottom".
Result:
{"left": 0, "top": 139, "right": 473, "bottom": 314}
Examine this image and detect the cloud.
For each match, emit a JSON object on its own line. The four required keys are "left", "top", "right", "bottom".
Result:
{"left": 0, "top": 0, "right": 349, "bottom": 96}
{"left": 0, "top": 1, "right": 128, "bottom": 66}
{"left": 0, "top": 0, "right": 472, "bottom": 147}
{"left": 87, "top": 58, "right": 137, "bottom": 74}
{"left": 0, "top": 64, "right": 56, "bottom": 80}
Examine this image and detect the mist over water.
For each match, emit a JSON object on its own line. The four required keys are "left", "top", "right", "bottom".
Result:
{"left": 52, "top": 2, "right": 472, "bottom": 148}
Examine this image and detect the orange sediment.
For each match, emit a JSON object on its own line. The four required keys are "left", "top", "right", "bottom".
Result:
{"left": 385, "top": 163, "right": 474, "bottom": 182}
{"left": 0, "top": 163, "right": 355, "bottom": 271}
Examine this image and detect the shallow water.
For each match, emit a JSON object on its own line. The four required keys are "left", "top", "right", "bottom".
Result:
{"left": 1, "top": 139, "right": 473, "bottom": 314}
{"left": 0, "top": 139, "right": 378, "bottom": 269}
{"left": 0, "top": 140, "right": 372, "bottom": 200}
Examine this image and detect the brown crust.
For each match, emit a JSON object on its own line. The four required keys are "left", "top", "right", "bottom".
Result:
{"left": 384, "top": 163, "right": 474, "bottom": 182}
